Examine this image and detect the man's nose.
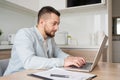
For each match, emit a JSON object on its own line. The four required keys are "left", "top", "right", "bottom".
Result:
{"left": 54, "top": 25, "right": 59, "bottom": 31}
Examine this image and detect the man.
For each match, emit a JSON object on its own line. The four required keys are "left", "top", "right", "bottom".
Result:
{"left": 4, "top": 6, "right": 86, "bottom": 75}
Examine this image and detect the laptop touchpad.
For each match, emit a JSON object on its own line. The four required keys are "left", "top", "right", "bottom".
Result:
{"left": 69, "top": 62, "right": 93, "bottom": 70}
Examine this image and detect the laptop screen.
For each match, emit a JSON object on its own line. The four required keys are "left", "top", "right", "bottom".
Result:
{"left": 90, "top": 35, "right": 108, "bottom": 70}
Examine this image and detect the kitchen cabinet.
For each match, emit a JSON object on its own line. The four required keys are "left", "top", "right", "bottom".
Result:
{"left": 6, "top": 0, "right": 39, "bottom": 12}
{"left": 39, "top": 0, "right": 66, "bottom": 10}
{"left": 5, "top": 0, "right": 66, "bottom": 11}
{"left": 0, "top": 45, "right": 12, "bottom": 60}
{"left": 59, "top": 0, "right": 106, "bottom": 13}
{"left": 0, "top": 50, "right": 11, "bottom": 60}
{"left": 4, "top": 0, "right": 106, "bottom": 12}
{"left": 0, "top": 0, "right": 37, "bottom": 15}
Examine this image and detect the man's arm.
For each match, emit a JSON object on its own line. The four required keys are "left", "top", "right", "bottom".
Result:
{"left": 51, "top": 38, "right": 69, "bottom": 58}
{"left": 51, "top": 38, "right": 86, "bottom": 67}
{"left": 14, "top": 29, "right": 66, "bottom": 69}
{"left": 64, "top": 56, "right": 86, "bottom": 67}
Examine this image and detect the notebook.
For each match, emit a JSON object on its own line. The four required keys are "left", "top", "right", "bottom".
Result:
{"left": 65, "top": 35, "right": 108, "bottom": 72}
{"left": 29, "top": 68, "right": 97, "bottom": 80}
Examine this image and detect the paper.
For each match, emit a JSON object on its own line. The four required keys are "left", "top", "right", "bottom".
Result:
{"left": 31, "top": 68, "right": 96, "bottom": 80}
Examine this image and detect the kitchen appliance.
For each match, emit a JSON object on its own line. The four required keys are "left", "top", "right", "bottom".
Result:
{"left": 54, "top": 31, "right": 68, "bottom": 45}
{"left": 8, "top": 34, "right": 15, "bottom": 45}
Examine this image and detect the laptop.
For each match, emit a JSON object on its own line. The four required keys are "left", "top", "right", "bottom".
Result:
{"left": 65, "top": 35, "right": 108, "bottom": 72}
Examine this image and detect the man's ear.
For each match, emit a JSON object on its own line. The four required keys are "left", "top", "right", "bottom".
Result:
{"left": 39, "top": 19, "right": 45, "bottom": 26}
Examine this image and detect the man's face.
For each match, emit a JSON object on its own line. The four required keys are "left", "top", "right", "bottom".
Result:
{"left": 44, "top": 13, "right": 60, "bottom": 38}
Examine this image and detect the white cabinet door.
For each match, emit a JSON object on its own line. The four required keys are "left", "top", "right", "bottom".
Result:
{"left": 6, "top": 0, "right": 39, "bottom": 12}
{"left": 39, "top": 0, "right": 66, "bottom": 10}
{"left": 6, "top": 0, "right": 66, "bottom": 11}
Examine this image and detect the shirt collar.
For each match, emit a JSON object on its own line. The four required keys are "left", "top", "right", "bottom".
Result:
{"left": 34, "top": 25, "right": 50, "bottom": 42}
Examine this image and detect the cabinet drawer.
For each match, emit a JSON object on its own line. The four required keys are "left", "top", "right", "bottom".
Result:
{"left": 0, "top": 50, "right": 11, "bottom": 59}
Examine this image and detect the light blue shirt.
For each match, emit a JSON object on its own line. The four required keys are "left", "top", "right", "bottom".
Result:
{"left": 4, "top": 26, "right": 69, "bottom": 75}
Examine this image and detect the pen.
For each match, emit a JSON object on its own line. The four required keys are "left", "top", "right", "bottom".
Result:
{"left": 28, "top": 74, "right": 53, "bottom": 80}
{"left": 50, "top": 74, "right": 69, "bottom": 78}
{"left": 87, "top": 75, "right": 97, "bottom": 80}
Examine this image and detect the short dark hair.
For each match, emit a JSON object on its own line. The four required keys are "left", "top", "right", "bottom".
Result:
{"left": 37, "top": 6, "right": 60, "bottom": 24}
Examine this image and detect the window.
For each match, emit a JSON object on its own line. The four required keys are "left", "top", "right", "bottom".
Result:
{"left": 116, "top": 18, "right": 120, "bottom": 34}
{"left": 113, "top": 17, "right": 120, "bottom": 35}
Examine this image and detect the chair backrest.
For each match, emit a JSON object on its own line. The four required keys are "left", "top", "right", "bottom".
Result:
{"left": 0, "top": 59, "right": 9, "bottom": 76}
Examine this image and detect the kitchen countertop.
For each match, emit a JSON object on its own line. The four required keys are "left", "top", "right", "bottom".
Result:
{"left": 0, "top": 44, "right": 12, "bottom": 50}
{"left": 0, "top": 44, "right": 102, "bottom": 50}
{"left": 58, "top": 44, "right": 100, "bottom": 49}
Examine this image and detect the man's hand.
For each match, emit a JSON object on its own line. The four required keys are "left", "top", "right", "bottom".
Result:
{"left": 64, "top": 56, "right": 86, "bottom": 67}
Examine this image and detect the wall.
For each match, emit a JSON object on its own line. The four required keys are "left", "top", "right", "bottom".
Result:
{"left": 59, "top": 7, "right": 108, "bottom": 45}
{"left": 6, "top": 0, "right": 39, "bottom": 12}
{"left": 112, "top": 0, "right": 120, "bottom": 62}
{"left": 112, "top": 0, "right": 120, "bottom": 17}
{"left": 0, "top": 2, "right": 36, "bottom": 41}
{"left": 112, "top": 41, "right": 120, "bottom": 63}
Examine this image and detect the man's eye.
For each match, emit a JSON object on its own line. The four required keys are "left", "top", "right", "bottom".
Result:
{"left": 53, "top": 23, "right": 56, "bottom": 26}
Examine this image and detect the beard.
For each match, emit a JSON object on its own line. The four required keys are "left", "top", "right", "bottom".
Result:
{"left": 45, "top": 26, "right": 56, "bottom": 38}
{"left": 44, "top": 23, "right": 57, "bottom": 38}
{"left": 46, "top": 31, "right": 55, "bottom": 38}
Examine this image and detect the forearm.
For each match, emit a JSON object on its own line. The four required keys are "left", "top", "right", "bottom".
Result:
{"left": 23, "top": 56, "right": 64, "bottom": 69}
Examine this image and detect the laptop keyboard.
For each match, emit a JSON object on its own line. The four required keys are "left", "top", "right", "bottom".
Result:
{"left": 70, "top": 62, "right": 93, "bottom": 70}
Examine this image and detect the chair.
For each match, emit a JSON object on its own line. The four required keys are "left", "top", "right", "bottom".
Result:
{"left": 0, "top": 59, "right": 9, "bottom": 76}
